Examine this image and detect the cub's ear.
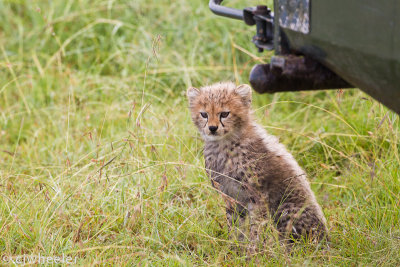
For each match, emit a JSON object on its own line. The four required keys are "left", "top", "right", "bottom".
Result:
{"left": 236, "top": 84, "right": 252, "bottom": 105}
{"left": 187, "top": 87, "right": 200, "bottom": 102}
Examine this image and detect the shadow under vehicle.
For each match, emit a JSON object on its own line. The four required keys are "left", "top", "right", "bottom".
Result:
{"left": 209, "top": 0, "right": 400, "bottom": 114}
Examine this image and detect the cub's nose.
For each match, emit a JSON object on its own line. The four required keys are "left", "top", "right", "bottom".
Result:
{"left": 209, "top": 126, "right": 218, "bottom": 134}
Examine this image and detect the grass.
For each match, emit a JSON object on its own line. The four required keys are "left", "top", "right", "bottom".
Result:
{"left": 0, "top": 0, "right": 399, "bottom": 265}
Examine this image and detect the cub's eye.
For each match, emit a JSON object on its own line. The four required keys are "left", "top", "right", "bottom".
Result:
{"left": 200, "top": 112, "right": 208, "bottom": 118}
{"left": 220, "top": 112, "right": 230, "bottom": 118}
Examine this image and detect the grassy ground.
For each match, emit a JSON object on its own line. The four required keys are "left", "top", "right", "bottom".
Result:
{"left": 1, "top": 0, "right": 399, "bottom": 265}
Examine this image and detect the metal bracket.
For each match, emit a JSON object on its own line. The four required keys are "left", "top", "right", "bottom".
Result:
{"left": 209, "top": 0, "right": 274, "bottom": 52}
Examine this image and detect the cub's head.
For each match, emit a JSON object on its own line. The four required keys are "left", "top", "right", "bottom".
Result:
{"left": 187, "top": 82, "right": 252, "bottom": 141}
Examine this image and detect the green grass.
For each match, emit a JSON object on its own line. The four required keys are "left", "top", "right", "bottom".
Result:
{"left": 1, "top": 0, "right": 399, "bottom": 265}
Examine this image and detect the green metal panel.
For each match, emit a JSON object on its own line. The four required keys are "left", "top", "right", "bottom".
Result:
{"left": 280, "top": 0, "right": 400, "bottom": 113}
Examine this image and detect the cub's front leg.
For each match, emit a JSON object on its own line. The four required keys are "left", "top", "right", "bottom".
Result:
{"left": 211, "top": 179, "right": 253, "bottom": 242}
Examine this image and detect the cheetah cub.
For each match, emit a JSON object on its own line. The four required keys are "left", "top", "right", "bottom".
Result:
{"left": 187, "top": 82, "right": 327, "bottom": 245}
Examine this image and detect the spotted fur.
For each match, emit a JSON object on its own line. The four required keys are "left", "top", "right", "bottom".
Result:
{"left": 187, "top": 82, "right": 328, "bottom": 244}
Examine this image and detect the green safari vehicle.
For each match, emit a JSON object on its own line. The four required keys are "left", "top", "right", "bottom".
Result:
{"left": 209, "top": 0, "right": 400, "bottom": 114}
